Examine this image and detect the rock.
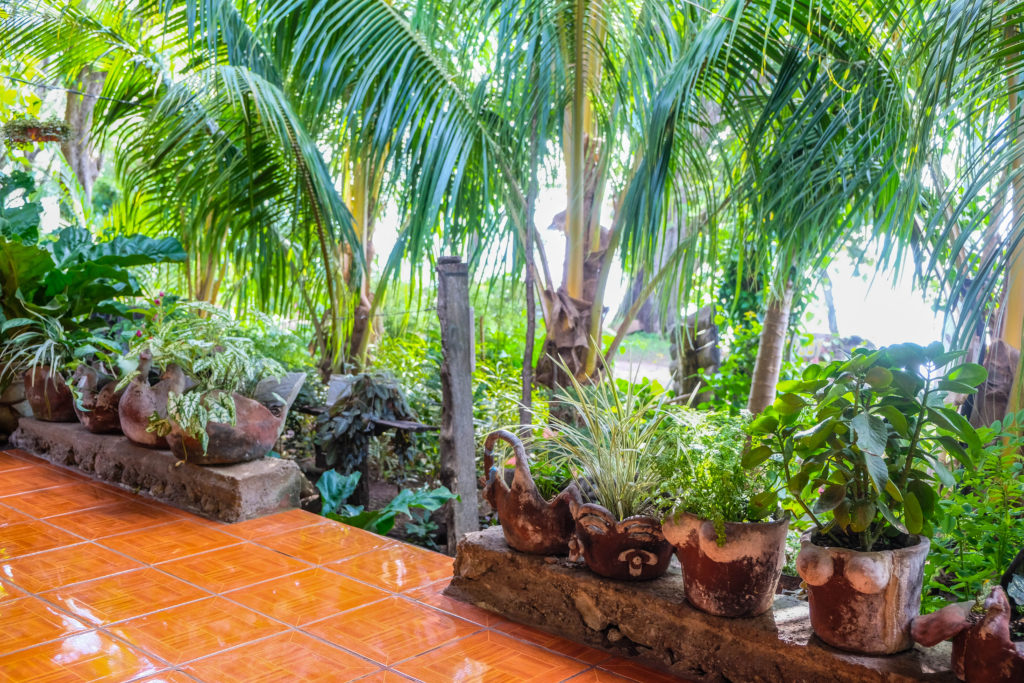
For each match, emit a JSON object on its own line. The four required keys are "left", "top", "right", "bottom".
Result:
{"left": 447, "top": 525, "right": 956, "bottom": 682}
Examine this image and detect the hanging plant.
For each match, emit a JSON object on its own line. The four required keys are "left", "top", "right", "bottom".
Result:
{"left": 2, "top": 117, "right": 70, "bottom": 144}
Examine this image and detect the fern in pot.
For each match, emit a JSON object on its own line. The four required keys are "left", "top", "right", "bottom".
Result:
{"left": 750, "top": 343, "right": 986, "bottom": 654}
{"left": 120, "top": 301, "right": 290, "bottom": 464}
{"left": 656, "top": 410, "right": 788, "bottom": 617}
{"left": 546, "top": 372, "right": 673, "bottom": 581}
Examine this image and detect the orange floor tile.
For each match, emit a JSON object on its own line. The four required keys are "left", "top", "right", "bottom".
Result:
{"left": 0, "top": 448, "right": 686, "bottom": 681}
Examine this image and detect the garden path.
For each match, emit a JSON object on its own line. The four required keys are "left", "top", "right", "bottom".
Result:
{"left": 0, "top": 448, "right": 684, "bottom": 682}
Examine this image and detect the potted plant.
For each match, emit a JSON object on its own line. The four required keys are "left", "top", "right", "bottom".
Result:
{"left": 2, "top": 116, "right": 70, "bottom": 144}
{"left": 657, "top": 410, "right": 789, "bottom": 618}
{"left": 481, "top": 429, "right": 582, "bottom": 555}
{"left": 119, "top": 300, "right": 291, "bottom": 463}
{"left": 0, "top": 313, "right": 115, "bottom": 423}
{"left": 546, "top": 372, "right": 673, "bottom": 581}
{"left": 749, "top": 343, "right": 986, "bottom": 654}
{"left": 72, "top": 361, "right": 128, "bottom": 434}
{"left": 912, "top": 549, "right": 1024, "bottom": 682}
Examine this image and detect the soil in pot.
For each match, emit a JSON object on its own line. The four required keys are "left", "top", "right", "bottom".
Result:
{"left": 72, "top": 365, "right": 123, "bottom": 434}
{"left": 569, "top": 502, "right": 673, "bottom": 581}
{"left": 663, "top": 512, "right": 788, "bottom": 617}
{"left": 797, "top": 530, "right": 929, "bottom": 654}
{"left": 23, "top": 367, "right": 77, "bottom": 422}
{"left": 166, "top": 392, "right": 284, "bottom": 465}
{"left": 482, "top": 429, "right": 583, "bottom": 555}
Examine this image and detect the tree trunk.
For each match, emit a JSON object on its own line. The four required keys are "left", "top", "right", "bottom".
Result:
{"left": 747, "top": 283, "right": 795, "bottom": 414}
{"left": 822, "top": 270, "right": 839, "bottom": 337}
{"left": 61, "top": 67, "right": 105, "bottom": 201}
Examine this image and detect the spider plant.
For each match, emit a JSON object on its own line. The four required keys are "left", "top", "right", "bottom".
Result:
{"left": 0, "top": 308, "right": 116, "bottom": 388}
{"left": 544, "top": 367, "right": 669, "bottom": 520}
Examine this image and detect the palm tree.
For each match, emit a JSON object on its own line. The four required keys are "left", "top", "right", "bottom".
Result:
{"left": 4, "top": 0, "right": 366, "bottom": 374}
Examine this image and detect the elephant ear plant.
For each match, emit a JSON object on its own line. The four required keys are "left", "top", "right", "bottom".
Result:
{"left": 747, "top": 343, "right": 987, "bottom": 654}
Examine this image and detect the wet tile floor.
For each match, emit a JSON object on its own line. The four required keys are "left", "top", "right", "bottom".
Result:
{"left": 0, "top": 449, "right": 685, "bottom": 682}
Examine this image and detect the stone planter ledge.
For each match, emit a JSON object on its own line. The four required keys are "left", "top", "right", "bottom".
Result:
{"left": 447, "top": 525, "right": 956, "bottom": 682}
{"left": 10, "top": 418, "right": 303, "bottom": 523}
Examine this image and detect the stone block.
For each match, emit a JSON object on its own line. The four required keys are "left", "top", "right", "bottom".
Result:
{"left": 447, "top": 525, "right": 955, "bottom": 682}
{"left": 10, "top": 418, "right": 303, "bottom": 523}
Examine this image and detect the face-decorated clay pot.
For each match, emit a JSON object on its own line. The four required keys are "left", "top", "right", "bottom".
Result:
{"left": 166, "top": 392, "right": 284, "bottom": 465}
{"left": 482, "top": 429, "right": 583, "bottom": 555}
{"left": 71, "top": 364, "right": 124, "bottom": 434}
{"left": 797, "top": 532, "right": 929, "bottom": 654}
{"left": 23, "top": 366, "right": 77, "bottom": 422}
{"left": 569, "top": 501, "right": 673, "bottom": 581}
{"left": 663, "top": 512, "right": 788, "bottom": 617}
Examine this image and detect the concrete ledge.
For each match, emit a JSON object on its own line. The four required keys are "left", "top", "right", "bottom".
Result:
{"left": 447, "top": 525, "right": 955, "bottom": 682}
{"left": 10, "top": 419, "right": 303, "bottom": 523}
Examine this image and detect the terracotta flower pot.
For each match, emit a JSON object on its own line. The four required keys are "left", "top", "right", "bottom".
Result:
{"left": 23, "top": 367, "right": 77, "bottom": 422}
{"left": 118, "top": 355, "right": 187, "bottom": 448}
{"left": 482, "top": 429, "right": 583, "bottom": 555}
{"left": 166, "top": 392, "right": 284, "bottom": 465}
{"left": 913, "top": 587, "right": 1024, "bottom": 682}
{"left": 569, "top": 502, "right": 673, "bottom": 581}
{"left": 797, "top": 532, "right": 929, "bottom": 654}
{"left": 663, "top": 512, "right": 788, "bottom": 617}
{"left": 71, "top": 365, "right": 124, "bottom": 434}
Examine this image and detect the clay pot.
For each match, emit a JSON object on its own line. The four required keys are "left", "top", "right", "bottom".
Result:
{"left": 118, "top": 355, "right": 187, "bottom": 448}
{"left": 663, "top": 512, "right": 788, "bottom": 617}
{"left": 71, "top": 365, "right": 124, "bottom": 434}
{"left": 23, "top": 367, "right": 77, "bottom": 422}
{"left": 166, "top": 392, "right": 284, "bottom": 465}
{"left": 568, "top": 502, "right": 673, "bottom": 581}
{"left": 796, "top": 532, "right": 929, "bottom": 654}
{"left": 482, "top": 430, "right": 583, "bottom": 555}
{"left": 913, "top": 587, "right": 1024, "bottom": 682}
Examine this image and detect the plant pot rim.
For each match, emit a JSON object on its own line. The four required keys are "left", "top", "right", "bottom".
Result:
{"left": 666, "top": 510, "right": 789, "bottom": 531}
{"left": 574, "top": 501, "right": 660, "bottom": 525}
{"left": 799, "top": 530, "right": 930, "bottom": 558}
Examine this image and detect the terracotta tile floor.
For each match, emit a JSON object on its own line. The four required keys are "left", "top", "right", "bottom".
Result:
{"left": 0, "top": 448, "right": 685, "bottom": 682}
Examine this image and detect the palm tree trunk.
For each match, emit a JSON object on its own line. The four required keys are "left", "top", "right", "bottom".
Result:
{"left": 747, "top": 282, "right": 795, "bottom": 414}
{"left": 821, "top": 270, "right": 839, "bottom": 337}
{"left": 1001, "top": 23, "right": 1024, "bottom": 417}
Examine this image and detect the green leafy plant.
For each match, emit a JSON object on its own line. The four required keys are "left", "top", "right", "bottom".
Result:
{"left": 923, "top": 411, "right": 1024, "bottom": 610}
{"left": 121, "top": 300, "right": 285, "bottom": 453}
{"left": 0, "top": 171, "right": 185, "bottom": 323}
{"left": 747, "top": 343, "right": 986, "bottom": 552}
{"left": 544, "top": 368, "right": 668, "bottom": 520}
{"left": 316, "top": 372, "right": 422, "bottom": 473}
{"left": 655, "top": 410, "right": 775, "bottom": 544}
{"left": 316, "top": 470, "right": 456, "bottom": 541}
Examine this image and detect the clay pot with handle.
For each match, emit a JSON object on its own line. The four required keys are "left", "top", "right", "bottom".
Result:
{"left": 71, "top": 364, "right": 123, "bottom": 434}
{"left": 482, "top": 429, "right": 582, "bottom": 555}
{"left": 118, "top": 353, "right": 188, "bottom": 448}
{"left": 663, "top": 512, "right": 789, "bottom": 617}
{"left": 165, "top": 391, "right": 284, "bottom": 465}
{"left": 23, "top": 366, "right": 77, "bottom": 422}
{"left": 797, "top": 532, "right": 930, "bottom": 654}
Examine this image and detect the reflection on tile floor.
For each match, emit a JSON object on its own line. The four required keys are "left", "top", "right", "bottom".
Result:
{"left": 0, "top": 448, "right": 685, "bottom": 681}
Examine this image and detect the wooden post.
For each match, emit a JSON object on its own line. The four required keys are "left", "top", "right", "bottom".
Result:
{"left": 437, "top": 256, "right": 479, "bottom": 553}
